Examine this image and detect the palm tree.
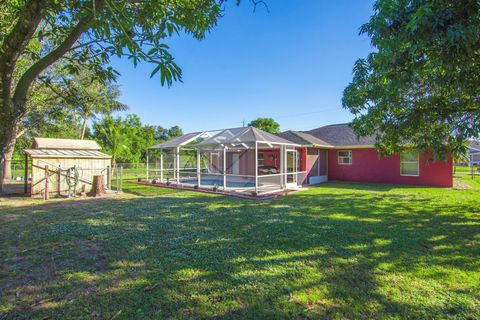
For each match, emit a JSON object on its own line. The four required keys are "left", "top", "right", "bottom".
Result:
{"left": 94, "top": 116, "right": 129, "bottom": 170}
{"left": 63, "top": 69, "right": 128, "bottom": 140}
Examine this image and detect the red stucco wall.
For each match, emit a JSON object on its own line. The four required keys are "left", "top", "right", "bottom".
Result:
{"left": 327, "top": 148, "right": 452, "bottom": 187}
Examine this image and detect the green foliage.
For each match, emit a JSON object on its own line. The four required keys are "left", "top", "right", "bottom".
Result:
{"left": 248, "top": 117, "right": 280, "bottom": 134}
{"left": 1, "top": 179, "right": 479, "bottom": 318}
{"left": 342, "top": 0, "right": 480, "bottom": 160}
{"left": 10, "top": 62, "right": 126, "bottom": 160}
{"left": 92, "top": 114, "right": 182, "bottom": 164}
{"left": 0, "top": 0, "right": 226, "bottom": 170}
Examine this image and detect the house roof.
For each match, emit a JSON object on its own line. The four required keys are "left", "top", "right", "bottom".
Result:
{"left": 24, "top": 148, "right": 111, "bottom": 159}
{"left": 278, "top": 123, "right": 376, "bottom": 148}
{"left": 277, "top": 131, "right": 332, "bottom": 147}
{"left": 33, "top": 137, "right": 102, "bottom": 150}
{"left": 150, "top": 127, "right": 298, "bottom": 150}
{"left": 149, "top": 131, "right": 212, "bottom": 149}
{"left": 469, "top": 142, "right": 480, "bottom": 154}
{"left": 305, "top": 123, "right": 376, "bottom": 147}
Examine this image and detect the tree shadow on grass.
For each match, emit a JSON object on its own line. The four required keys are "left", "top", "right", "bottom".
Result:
{"left": 0, "top": 183, "right": 479, "bottom": 319}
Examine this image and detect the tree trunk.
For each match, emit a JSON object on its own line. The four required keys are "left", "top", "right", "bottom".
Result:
{"left": 80, "top": 112, "right": 88, "bottom": 140}
{"left": 91, "top": 175, "right": 106, "bottom": 197}
{"left": 0, "top": 121, "right": 19, "bottom": 192}
{"left": 2, "top": 129, "right": 17, "bottom": 182}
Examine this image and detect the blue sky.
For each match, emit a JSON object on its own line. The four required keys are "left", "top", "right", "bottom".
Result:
{"left": 110, "top": 0, "right": 374, "bottom": 133}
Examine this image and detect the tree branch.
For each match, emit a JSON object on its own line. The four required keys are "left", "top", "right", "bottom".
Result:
{"left": 12, "top": 12, "right": 97, "bottom": 113}
{"left": 251, "top": 0, "right": 269, "bottom": 13}
{"left": 0, "top": 0, "right": 47, "bottom": 76}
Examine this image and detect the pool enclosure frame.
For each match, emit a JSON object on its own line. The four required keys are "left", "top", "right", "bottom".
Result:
{"left": 146, "top": 127, "right": 307, "bottom": 195}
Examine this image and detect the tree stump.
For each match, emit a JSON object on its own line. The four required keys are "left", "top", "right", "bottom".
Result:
{"left": 91, "top": 175, "right": 106, "bottom": 197}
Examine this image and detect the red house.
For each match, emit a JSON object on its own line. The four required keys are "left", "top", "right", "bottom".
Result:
{"left": 278, "top": 123, "right": 452, "bottom": 188}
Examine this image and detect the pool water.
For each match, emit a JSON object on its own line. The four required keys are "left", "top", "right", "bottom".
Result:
{"left": 180, "top": 178, "right": 255, "bottom": 188}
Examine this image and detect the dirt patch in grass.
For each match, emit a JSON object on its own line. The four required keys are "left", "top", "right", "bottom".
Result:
{"left": 453, "top": 180, "right": 471, "bottom": 190}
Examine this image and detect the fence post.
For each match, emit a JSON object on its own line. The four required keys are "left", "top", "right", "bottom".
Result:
{"left": 44, "top": 165, "right": 49, "bottom": 200}
{"left": 160, "top": 149, "right": 164, "bottom": 183}
{"left": 146, "top": 149, "right": 149, "bottom": 181}
{"left": 12, "top": 163, "right": 15, "bottom": 180}
{"left": 120, "top": 164, "right": 123, "bottom": 192}
{"left": 197, "top": 147, "right": 201, "bottom": 186}
{"left": 24, "top": 154, "right": 29, "bottom": 194}
{"left": 57, "top": 165, "right": 61, "bottom": 196}
{"left": 106, "top": 165, "right": 111, "bottom": 190}
{"left": 223, "top": 147, "right": 227, "bottom": 190}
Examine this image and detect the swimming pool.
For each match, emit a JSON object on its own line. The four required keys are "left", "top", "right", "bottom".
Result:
{"left": 180, "top": 178, "right": 255, "bottom": 188}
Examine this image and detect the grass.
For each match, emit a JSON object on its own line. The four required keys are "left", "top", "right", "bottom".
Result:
{"left": 0, "top": 177, "right": 479, "bottom": 319}
{"left": 454, "top": 165, "right": 479, "bottom": 174}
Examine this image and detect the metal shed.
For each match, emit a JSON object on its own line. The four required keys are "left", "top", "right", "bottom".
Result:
{"left": 24, "top": 138, "right": 112, "bottom": 197}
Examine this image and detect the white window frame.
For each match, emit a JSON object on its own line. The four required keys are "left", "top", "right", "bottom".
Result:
{"left": 400, "top": 151, "right": 420, "bottom": 176}
{"left": 337, "top": 150, "right": 352, "bottom": 165}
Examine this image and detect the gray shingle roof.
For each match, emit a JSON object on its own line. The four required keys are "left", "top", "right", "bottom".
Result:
{"left": 277, "top": 131, "right": 332, "bottom": 147}
{"left": 306, "top": 123, "right": 376, "bottom": 147}
{"left": 278, "top": 123, "right": 376, "bottom": 147}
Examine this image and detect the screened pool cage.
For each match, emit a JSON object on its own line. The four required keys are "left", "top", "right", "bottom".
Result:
{"left": 146, "top": 127, "right": 307, "bottom": 195}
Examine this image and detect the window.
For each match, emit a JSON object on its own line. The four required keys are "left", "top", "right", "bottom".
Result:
{"left": 337, "top": 150, "right": 352, "bottom": 165}
{"left": 257, "top": 152, "right": 264, "bottom": 167}
{"left": 400, "top": 150, "right": 419, "bottom": 176}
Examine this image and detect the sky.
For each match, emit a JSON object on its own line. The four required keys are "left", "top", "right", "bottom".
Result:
{"left": 110, "top": 0, "right": 375, "bottom": 133}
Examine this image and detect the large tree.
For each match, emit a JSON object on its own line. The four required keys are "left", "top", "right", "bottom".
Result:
{"left": 92, "top": 114, "right": 182, "bottom": 165}
{"left": 54, "top": 68, "right": 128, "bottom": 139}
{"left": 248, "top": 117, "right": 280, "bottom": 134}
{"left": 0, "top": 0, "right": 223, "bottom": 191}
{"left": 342, "top": 0, "right": 480, "bottom": 159}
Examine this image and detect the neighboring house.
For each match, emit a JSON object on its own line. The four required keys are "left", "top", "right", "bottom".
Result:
{"left": 468, "top": 141, "right": 480, "bottom": 165}
{"left": 277, "top": 123, "right": 452, "bottom": 188}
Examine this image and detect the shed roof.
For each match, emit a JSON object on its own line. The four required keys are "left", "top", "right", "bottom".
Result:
{"left": 33, "top": 137, "right": 101, "bottom": 150}
{"left": 24, "top": 148, "right": 111, "bottom": 159}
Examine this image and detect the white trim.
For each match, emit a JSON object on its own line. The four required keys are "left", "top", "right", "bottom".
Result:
{"left": 285, "top": 149, "right": 299, "bottom": 187}
{"left": 223, "top": 147, "right": 227, "bottom": 190}
{"left": 333, "top": 145, "right": 374, "bottom": 149}
{"left": 146, "top": 149, "right": 149, "bottom": 180}
{"left": 255, "top": 142, "right": 258, "bottom": 193}
{"left": 298, "top": 144, "right": 375, "bottom": 149}
{"left": 400, "top": 150, "right": 420, "bottom": 177}
{"left": 148, "top": 131, "right": 212, "bottom": 149}
{"left": 337, "top": 150, "right": 352, "bottom": 165}
{"left": 160, "top": 149, "right": 164, "bottom": 182}
{"left": 176, "top": 147, "right": 180, "bottom": 183}
{"left": 196, "top": 147, "right": 201, "bottom": 186}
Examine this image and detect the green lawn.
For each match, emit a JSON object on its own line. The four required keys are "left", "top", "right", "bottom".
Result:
{"left": 0, "top": 177, "right": 479, "bottom": 319}
{"left": 454, "top": 165, "right": 479, "bottom": 174}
